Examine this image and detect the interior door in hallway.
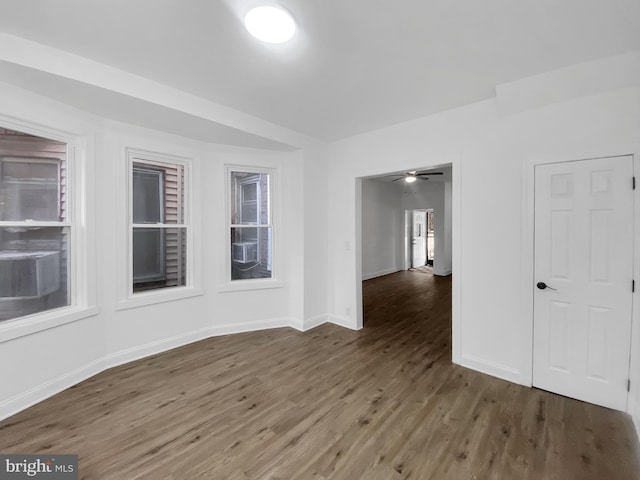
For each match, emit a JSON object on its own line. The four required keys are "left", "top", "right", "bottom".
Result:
{"left": 412, "top": 210, "right": 427, "bottom": 268}
{"left": 533, "top": 155, "right": 634, "bottom": 411}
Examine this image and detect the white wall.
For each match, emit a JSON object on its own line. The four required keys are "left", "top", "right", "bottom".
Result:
{"left": 301, "top": 143, "right": 330, "bottom": 329}
{"left": 0, "top": 82, "right": 329, "bottom": 419}
{"left": 327, "top": 53, "right": 640, "bottom": 399}
{"left": 361, "top": 179, "right": 402, "bottom": 279}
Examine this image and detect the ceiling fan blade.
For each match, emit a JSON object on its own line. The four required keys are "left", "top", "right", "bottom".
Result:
{"left": 416, "top": 172, "right": 444, "bottom": 176}
{"left": 392, "top": 177, "right": 405, "bottom": 182}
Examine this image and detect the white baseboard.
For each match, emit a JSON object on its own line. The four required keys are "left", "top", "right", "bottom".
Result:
{"left": 433, "top": 269, "right": 452, "bottom": 277}
{"left": 104, "top": 326, "right": 213, "bottom": 369}
{"left": 362, "top": 267, "right": 400, "bottom": 281}
{"left": 106, "top": 318, "right": 292, "bottom": 368}
{"left": 210, "top": 317, "right": 291, "bottom": 337}
{"left": 288, "top": 318, "right": 304, "bottom": 331}
{"left": 289, "top": 315, "right": 333, "bottom": 332}
{"left": 459, "top": 354, "right": 526, "bottom": 386}
{"left": 0, "top": 357, "right": 105, "bottom": 422}
{"left": 329, "top": 315, "right": 360, "bottom": 330}
{"left": 301, "top": 314, "right": 329, "bottom": 331}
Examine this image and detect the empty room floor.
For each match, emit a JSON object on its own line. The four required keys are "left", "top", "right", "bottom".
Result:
{"left": 1, "top": 271, "right": 639, "bottom": 479}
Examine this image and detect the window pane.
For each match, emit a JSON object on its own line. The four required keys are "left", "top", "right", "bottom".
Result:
{"left": 0, "top": 159, "right": 62, "bottom": 221}
{"left": 242, "top": 182, "right": 257, "bottom": 202}
{"left": 231, "top": 171, "right": 269, "bottom": 225}
{"left": 133, "top": 227, "right": 186, "bottom": 292}
{"left": 132, "top": 167, "right": 162, "bottom": 223}
{"left": 241, "top": 202, "right": 257, "bottom": 224}
{"left": 133, "top": 161, "right": 185, "bottom": 224}
{"left": 0, "top": 226, "right": 69, "bottom": 321}
{"left": 231, "top": 227, "right": 272, "bottom": 280}
{"left": 133, "top": 228, "right": 164, "bottom": 281}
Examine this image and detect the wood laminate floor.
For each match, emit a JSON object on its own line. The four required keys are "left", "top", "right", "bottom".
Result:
{"left": 1, "top": 271, "right": 639, "bottom": 479}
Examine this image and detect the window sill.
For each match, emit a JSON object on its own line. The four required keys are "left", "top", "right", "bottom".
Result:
{"left": 218, "top": 279, "right": 284, "bottom": 292}
{"left": 116, "top": 287, "right": 203, "bottom": 311}
{"left": 0, "top": 306, "right": 100, "bottom": 344}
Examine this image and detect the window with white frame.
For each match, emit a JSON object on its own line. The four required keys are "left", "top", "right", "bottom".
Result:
{"left": 130, "top": 154, "right": 188, "bottom": 293}
{"left": 0, "top": 128, "right": 70, "bottom": 322}
{"left": 229, "top": 169, "right": 272, "bottom": 281}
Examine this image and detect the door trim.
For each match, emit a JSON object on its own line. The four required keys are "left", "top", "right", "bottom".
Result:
{"left": 522, "top": 150, "right": 639, "bottom": 413}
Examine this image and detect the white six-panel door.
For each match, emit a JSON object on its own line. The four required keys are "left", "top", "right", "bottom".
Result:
{"left": 533, "top": 156, "right": 634, "bottom": 411}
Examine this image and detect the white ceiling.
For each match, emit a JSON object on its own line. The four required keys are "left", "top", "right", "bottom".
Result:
{"left": 0, "top": 1, "right": 639, "bottom": 142}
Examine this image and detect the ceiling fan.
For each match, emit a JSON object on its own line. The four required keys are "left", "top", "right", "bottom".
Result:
{"left": 391, "top": 171, "right": 444, "bottom": 183}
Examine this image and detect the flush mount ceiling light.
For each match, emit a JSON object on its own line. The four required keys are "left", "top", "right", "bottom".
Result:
{"left": 244, "top": 6, "right": 296, "bottom": 44}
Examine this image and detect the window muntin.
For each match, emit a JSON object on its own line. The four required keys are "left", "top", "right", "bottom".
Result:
{"left": 229, "top": 170, "right": 272, "bottom": 281}
{"left": 130, "top": 157, "right": 187, "bottom": 293}
{"left": 0, "top": 128, "right": 70, "bottom": 322}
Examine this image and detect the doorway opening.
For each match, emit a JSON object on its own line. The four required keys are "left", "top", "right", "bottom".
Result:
{"left": 359, "top": 164, "right": 453, "bottom": 329}
{"left": 405, "top": 209, "right": 434, "bottom": 270}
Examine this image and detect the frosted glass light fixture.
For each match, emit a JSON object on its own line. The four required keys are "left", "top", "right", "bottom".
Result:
{"left": 244, "top": 6, "right": 296, "bottom": 44}
{"left": 405, "top": 176, "right": 417, "bottom": 183}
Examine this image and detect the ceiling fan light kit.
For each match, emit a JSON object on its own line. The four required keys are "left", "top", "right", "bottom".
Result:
{"left": 391, "top": 171, "right": 444, "bottom": 182}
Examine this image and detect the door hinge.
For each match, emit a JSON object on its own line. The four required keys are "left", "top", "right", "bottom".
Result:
{"left": 633, "top": 280, "right": 636, "bottom": 293}
{"left": 628, "top": 379, "right": 631, "bottom": 392}
{"left": 634, "top": 177, "right": 636, "bottom": 190}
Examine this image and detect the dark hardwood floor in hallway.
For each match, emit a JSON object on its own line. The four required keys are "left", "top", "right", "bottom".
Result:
{"left": 1, "top": 271, "right": 639, "bottom": 479}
